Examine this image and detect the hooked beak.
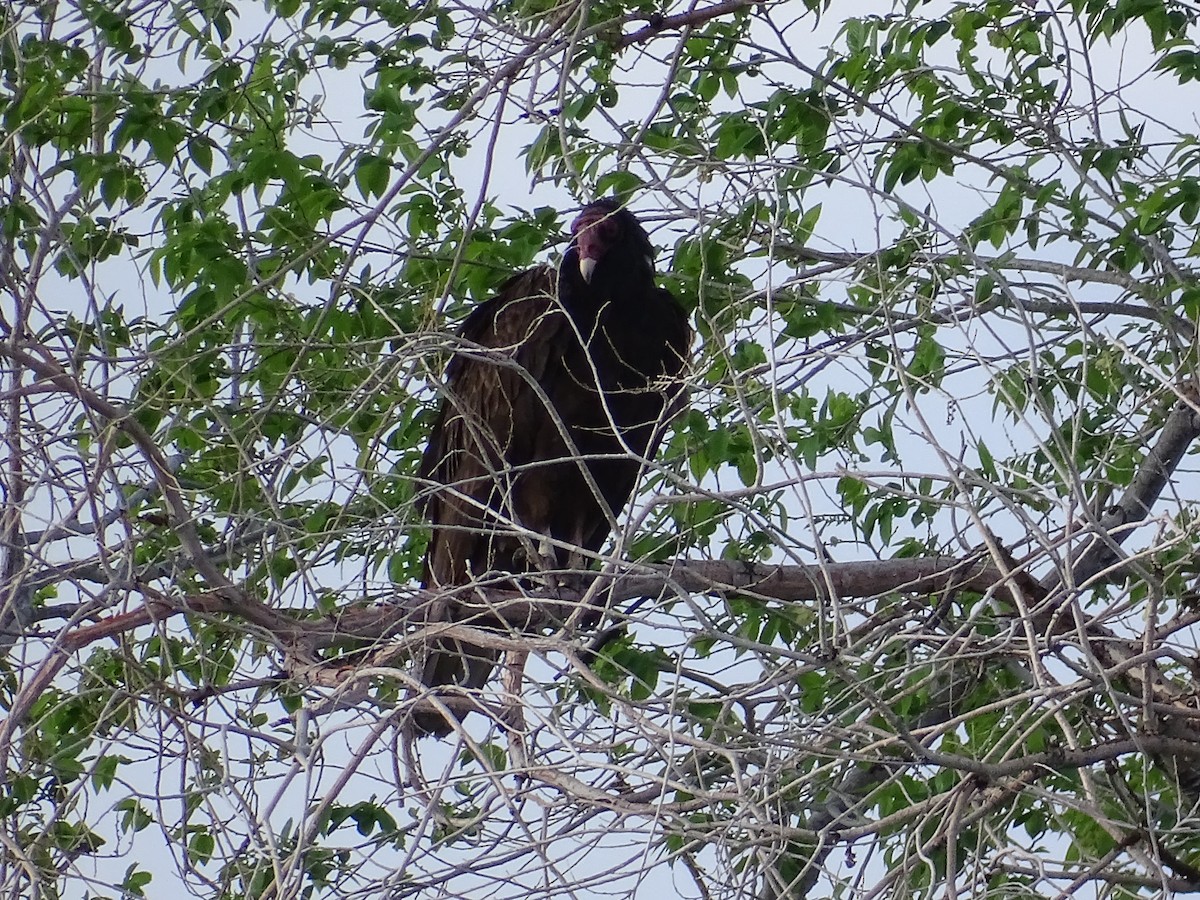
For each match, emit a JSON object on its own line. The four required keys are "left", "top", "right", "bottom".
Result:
{"left": 578, "top": 256, "right": 597, "bottom": 283}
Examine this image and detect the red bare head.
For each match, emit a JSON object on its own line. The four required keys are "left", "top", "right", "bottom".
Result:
{"left": 570, "top": 203, "right": 624, "bottom": 283}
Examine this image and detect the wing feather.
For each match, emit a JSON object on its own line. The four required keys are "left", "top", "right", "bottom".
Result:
{"left": 418, "top": 266, "right": 568, "bottom": 586}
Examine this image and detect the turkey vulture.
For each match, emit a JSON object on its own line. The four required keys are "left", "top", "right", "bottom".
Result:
{"left": 412, "top": 199, "right": 691, "bottom": 736}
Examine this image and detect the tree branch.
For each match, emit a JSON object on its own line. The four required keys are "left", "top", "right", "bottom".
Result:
{"left": 789, "top": 389, "right": 1200, "bottom": 894}
{"left": 49, "top": 554, "right": 1014, "bottom": 660}
{"left": 1056, "top": 389, "right": 1200, "bottom": 590}
{"left": 0, "top": 342, "right": 239, "bottom": 598}
{"left": 615, "top": 0, "right": 759, "bottom": 49}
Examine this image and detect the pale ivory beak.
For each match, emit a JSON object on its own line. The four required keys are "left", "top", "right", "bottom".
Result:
{"left": 579, "top": 256, "right": 597, "bottom": 283}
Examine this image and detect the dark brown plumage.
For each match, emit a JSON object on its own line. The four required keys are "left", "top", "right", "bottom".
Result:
{"left": 412, "top": 199, "right": 691, "bottom": 736}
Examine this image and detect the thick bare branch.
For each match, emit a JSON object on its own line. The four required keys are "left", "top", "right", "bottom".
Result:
{"left": 614, "top": 0, "right": 760, "bottom": 49}
{"left": 40, "top": 555, "right": 1011, "bottom": 653}
{"left": 1056, "top": 390, "right": 1200, "bottom": 589}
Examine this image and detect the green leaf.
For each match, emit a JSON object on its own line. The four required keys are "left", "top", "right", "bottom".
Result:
{"left": 355, "top": 153, "right": 391, "bottom": 200}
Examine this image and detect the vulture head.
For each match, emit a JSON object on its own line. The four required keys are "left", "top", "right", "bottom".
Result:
{"left": 562, "top": 199, "right": 657, "bottom": 299}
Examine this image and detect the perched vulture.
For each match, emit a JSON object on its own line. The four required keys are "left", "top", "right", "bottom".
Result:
{"left": 412, "top": 199, "right": 691, "bottom": 736}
